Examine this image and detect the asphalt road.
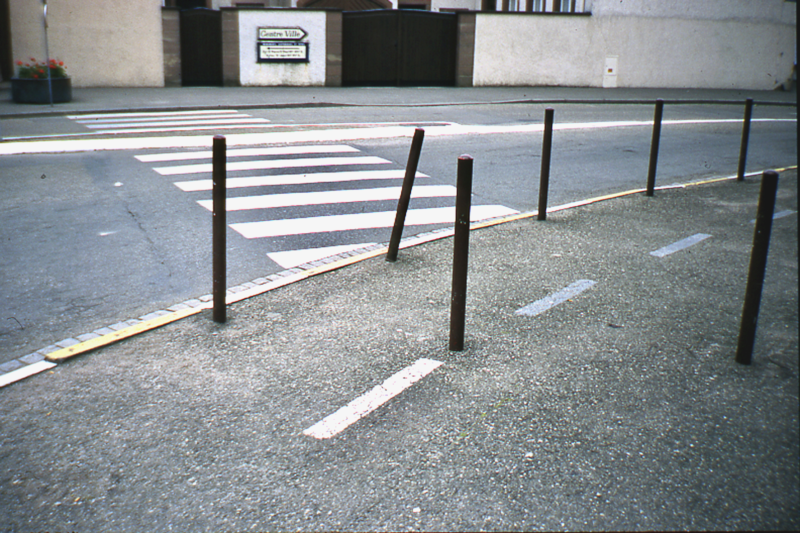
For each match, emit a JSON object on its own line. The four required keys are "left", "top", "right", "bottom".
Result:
{"left": 1, "top": 100, "right": 796, "bottom": 368}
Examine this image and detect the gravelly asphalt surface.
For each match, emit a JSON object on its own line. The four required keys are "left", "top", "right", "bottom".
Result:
{"left": 1, "top": 170, "right": 797, "bottom": 532}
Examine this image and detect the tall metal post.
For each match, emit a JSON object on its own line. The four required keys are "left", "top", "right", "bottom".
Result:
{"left": 449, "top": 156, "right": 473, "bottom": 351}
{"left": 212, "top": 135, "right": 227, "bottom": 323}
{"left": 737, "top": 98, "right": 754, "bottom": 181}
{"left": 387, "top": 128, "right": 425, "bottom": 262}
{"left": 646, "top": 99, "right": 664, "bottom": 196}
{"left": 736, "top": 170, "right": 779, "bottom": 365}
{"left": 42, "top": 0, "right": 53, "bottom": 107}
{"left": 538, "top": 108, "right": 554, "bottom": 221}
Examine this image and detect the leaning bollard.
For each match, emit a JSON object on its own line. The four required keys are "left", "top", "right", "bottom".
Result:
{"left": 449, "top": 155, "right": 473, "bottom": 352}
{"left": 646, "top": 99, "right": 664, "bottom": 197}
{"left": 387, "top": 128, "right": 425, "bottom": 262}
{"left": 537, "top": 108, "right": 554, "bottom": 221}
{"left": 737, "top": 98, "right": 754, "bottom": 181}
{"left": 212, "top": 135, "right": 227, "bottom": 323}
{"left": 735, "top": 170, "right": 779, "bottom": 365}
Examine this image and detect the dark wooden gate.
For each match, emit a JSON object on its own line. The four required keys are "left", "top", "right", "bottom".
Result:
{"left": 342, "top": 10, "right": 457, "bottom": 87}
{"left": 180, "top": 8, "right": 222, "bottom": 86}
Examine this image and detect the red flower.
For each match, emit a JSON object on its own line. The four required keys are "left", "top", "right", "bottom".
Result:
{"left": 32, "top": 74, "right": 38, "bottom": 79}
{"left": 16, "top": 60, "right": 22, "bottom": 66}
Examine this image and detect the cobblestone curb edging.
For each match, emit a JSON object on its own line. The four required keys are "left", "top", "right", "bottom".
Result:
{"left": 1, "top": 167, "right": 794, "bottom": 388}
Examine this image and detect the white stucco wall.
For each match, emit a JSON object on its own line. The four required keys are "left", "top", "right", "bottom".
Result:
{"left": 587, "top": 0, "right": 796, "bottom": 24}
{"left": 473, "top": 7, "right": 797, "bottom": 90}
{"left": 238, "top": 10, "right": 327, "bottom": 86}
{"left": 10, "top": 0, "right": 164, "bottom": 87}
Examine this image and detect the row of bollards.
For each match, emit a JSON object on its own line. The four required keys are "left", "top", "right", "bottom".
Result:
{"left": 209, "top": 98, "right": 778, "bottom": 365}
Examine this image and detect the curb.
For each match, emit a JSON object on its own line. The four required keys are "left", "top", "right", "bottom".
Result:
{"left": 1, "top": 165, "right": 796, "bottom": 388}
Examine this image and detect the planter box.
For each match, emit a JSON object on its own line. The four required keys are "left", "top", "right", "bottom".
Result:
{"left": 11, "top": 77, "right": 72, "bottom": 104}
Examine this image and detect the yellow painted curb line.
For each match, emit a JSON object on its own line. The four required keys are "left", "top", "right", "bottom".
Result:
{"left": 41, "top": 165, "right": 798, "bottom": 364}
{"left": 45, "top": 306, "right": 203, "bottom": 362}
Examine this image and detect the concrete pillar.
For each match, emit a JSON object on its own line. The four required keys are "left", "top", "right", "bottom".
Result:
{"left": 162, "top": 7, "right": 182, "bottom": 87}
{"left": 455, "top": 11, "right": 475, "bottom": 87}
{"left": 325, "top": 10, "right": 342, "bottom": 87}
{"left": 221, "top": 8, "right": 240, "bottom": 87}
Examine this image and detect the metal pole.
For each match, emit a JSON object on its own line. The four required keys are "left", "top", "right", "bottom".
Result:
{"left": 538, "top": 108, "right": 554, "bottom": 221}
{"left": 387, "top": 128, "right": 425, "bottom": 262}
{"left": 646, "top": 99, "right": 664, "bottom": 196}
{"left": 737, "top": 98, "right": 754, "bottom": 181}
{"left": 212, "top": 135, "right": 227, "bottom": 323}
{"left": 449, "top": 155, "right": 473, "bottom": 352}
{"left": 42, "top": 0, "right": 53, "bottom": 107}
{"left": 736, "top": 170, "right": 779, "bottom": 365}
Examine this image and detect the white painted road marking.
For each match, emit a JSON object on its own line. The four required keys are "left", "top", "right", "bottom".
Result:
{"left": 0, "top": 360, "right": 57, "bottom": 388}
{"left": 174, "top": 169, "right": 428, "bottom": 192}
{"left": 136, "top": 144, "right": 358, "bottom": 162}
{"left": 197, "top": 185, "right": 457, "bottom": 212}
{"left": 230, "top": 205, "right": 519, "bottom": 239}
{"left": 2, "top": 118, "right": 794, "bottom": 155}
{"left": 303, "top": 358, "right": 444, "bottom": 439}
{"left": 750, "top": 210, "right": 796, "bottom": 224}
{"left": 516, "top": 280, "right": 597, "bottom": 317}
{"left": 650, "top": 233, "right": 712, "bottom": 258}
{"left": 154, "top": 155, "right": 390, "bottom": 175}
{"left": 267, "top": 243, "right": 377, "bottom": 269}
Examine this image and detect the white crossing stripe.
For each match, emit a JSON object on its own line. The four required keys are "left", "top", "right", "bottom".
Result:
{"left": 67, "top": 109, "right": 271, "bottom": 135}
{"left": 268, "top": 243, "right": 377, "bottom": 269}
{"left": 154, "top": 155, "right": 391, "bottom": 175}
{"left": 68, "top": 110, "right": 242, "bottom": 119}
{"left": 650, "top": 233, "right": 712, "bottom": 257}
{"left": 174, "top": 169, "right": 427, "bottom": 192}
{"left": 231, "top": 205, "right": 518, "bottom": 239}
{"left": 303, "top": 358, "right": 444, "bottom": 440}
{"left": 136, "top": 144, "right": 359, "bottom": 162}
{"left": 83, "top": 118, "right": 269, "bottom": 129}
{"left": 516, "top": 280, "right": 597, "bottom": 317}
{"left": 197, "top": 185, "right": 457, "bottom": 211}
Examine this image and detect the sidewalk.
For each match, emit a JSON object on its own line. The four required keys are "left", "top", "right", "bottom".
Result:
{"left": 1, "top": 83, "right": 796, "bottom": 118}
{"left": 0, "top": 166, "right": 796, "bottom": 531}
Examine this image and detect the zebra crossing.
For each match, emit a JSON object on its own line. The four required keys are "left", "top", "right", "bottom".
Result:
{"left": 67, "top": 110, "right": 271, "bottom": 135}
{"left": 135, "top": 143, "right": 518, "bottom": 269}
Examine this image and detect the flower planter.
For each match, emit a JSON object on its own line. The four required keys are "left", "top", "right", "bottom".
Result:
{"left": 11, "top": 77, "right": 72, "bottom": 104}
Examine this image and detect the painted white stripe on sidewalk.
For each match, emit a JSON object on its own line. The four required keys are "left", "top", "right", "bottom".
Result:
{"left": 155, "top": 156, "right": 391, "bottom": 176}
{"left": 197, "top": 185, "right": 456, "bottom": 211}
{"left": 83, "top": 118, "right": 269, "bottom": 129}
{"left": 516, "top": 280, "right": 597, "bottom": 317}
{"left": 750, "top": 210, "right": 796, "bottom": 224}
{"left": 268, "top": 242, "right": 377, "bottom": 269}
{"left": 136, "top": 144, "right": 358, "bottom": 162}
{"left": 230, "top": 205, "right": 518, "bottom": 239}
{"left": 650, "top": 233, "right": 712, "bottom": 258}
{"left": 174, "top": 169, "right": 428, "bottom": 192}
{"left": 0, "top": 360, "right": 57, "bottom": 388}
{"left": 303, "top": 358, "right": 444, "bottom": 439}
{"left": 88, "top": 124, "right": 278, "bottom": 135}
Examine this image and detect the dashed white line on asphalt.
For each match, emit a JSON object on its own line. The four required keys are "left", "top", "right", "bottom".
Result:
{"left": 650, "top": 233, "right": 712, "bottom": 257}
{"left": 750, "top": 210, "right": 796, "bottom": 224}
{"left": 0, "top": 360, "right": 57, "bottom": 388}
{"left": 516, "top": 280, "right": 597, "bottom": 317}
{"left": 303, "top": 358, "right": 444, "bottom": 440}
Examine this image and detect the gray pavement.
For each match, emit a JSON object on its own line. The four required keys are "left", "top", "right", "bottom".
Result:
{"left": 1, "top": 83, "right": 797, "bottom": 118}
{"left": 0, "top": 85, "right": 798, "bottom": 531}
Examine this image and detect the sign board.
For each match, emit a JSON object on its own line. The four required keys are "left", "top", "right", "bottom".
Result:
{"left": 257, "top": 41, "right": 310, "bottom": 63}
{"left": 258, "top": 27, "right": 307, "bottom": 41}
